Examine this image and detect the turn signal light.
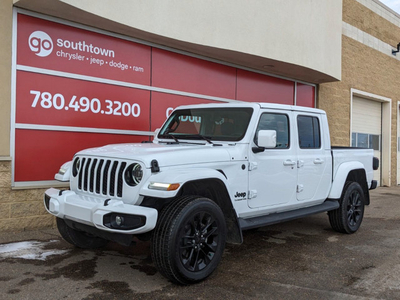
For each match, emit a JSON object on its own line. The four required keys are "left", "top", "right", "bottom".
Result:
{"left": 148, "top": 182, "right": 180, "bottom": 191}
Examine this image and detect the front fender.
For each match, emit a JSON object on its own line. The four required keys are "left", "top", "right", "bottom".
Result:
{"left": 54, "top": 161, "right": 72, "bottom": 182}
{"left": 328, "top": 161, "right": 364, "bottom": 199}
{"left": 139, "top": 168, "right": 229, "bottom": 198}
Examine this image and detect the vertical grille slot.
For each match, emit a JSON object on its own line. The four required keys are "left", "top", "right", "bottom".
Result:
{"left": 78, "top": 158, "right": 86, "bottom": 190}
{"left": 89, "top": 159, "right": 97, "bottom": 192}
{"left": 103, "top": 160, "right": 111, "bottom": 195}
{"left": 117, "top": 162, "right": 127, "bottom": 197}
{"left": 83, "top": 158, "right": 92, "bottom": 191}
{"left": 95, "top": 160, "right": 104, "bottom": 194}
{"left": 109, "top": 161, "right": 119, "bottom": 196}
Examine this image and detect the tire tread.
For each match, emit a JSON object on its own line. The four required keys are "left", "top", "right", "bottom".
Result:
{"left": 57, "top": 218, "right": 108, "bottom": 249}
{"left": 151, "top": 196, "right": 226, "bottom": 284}
{"left": 328, "top": 181, "right": 364, "bottom": 234}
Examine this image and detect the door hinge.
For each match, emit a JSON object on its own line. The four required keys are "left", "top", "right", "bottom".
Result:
{"left": 248, "top": 190, "right": 257, "bottom": 199}
{"left": 248, "top": 161, "right": 258, "bottom": 171}
{"left": 297, "top": 160, "right": 304, "bottom": 168}
{"left": 297, "top": 184, "right": 304, "bottom": 193}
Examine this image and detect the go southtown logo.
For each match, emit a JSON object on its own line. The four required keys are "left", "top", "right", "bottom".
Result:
{"left": 28, "top": 31, "right": 53, "bottom": 57}
{"left": 28, "top": 30, "right": 115, "bottom": 58}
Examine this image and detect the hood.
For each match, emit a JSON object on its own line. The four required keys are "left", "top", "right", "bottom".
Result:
{"left": 77, "top": 142, "right": 233, "bottom": 168}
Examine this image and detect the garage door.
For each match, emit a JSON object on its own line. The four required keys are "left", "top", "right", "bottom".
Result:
{"left": 352, "top": 96, "right": 381, "bottom": 184}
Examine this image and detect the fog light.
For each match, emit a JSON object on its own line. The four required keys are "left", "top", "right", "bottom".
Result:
{"left": 103, "top": 213, "right": 146, "bottom": 230}
{"left": 115, "top": 215, "right": 124, "bottom": 226}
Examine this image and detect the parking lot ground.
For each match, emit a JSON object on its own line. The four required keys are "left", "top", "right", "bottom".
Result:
{"left": 0, "top": 186, "right": 400, "bottom": 299}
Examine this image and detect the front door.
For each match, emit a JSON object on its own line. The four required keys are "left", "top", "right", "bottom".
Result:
{"left": 248, "top": 110, "right": 297, "bottom": 208}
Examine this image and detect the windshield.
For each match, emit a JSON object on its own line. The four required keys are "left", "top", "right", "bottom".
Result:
{"left": 158, "top": 107, "right": 253, "bottom": 142}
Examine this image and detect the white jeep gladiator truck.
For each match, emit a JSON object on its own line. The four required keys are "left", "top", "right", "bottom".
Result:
{"left": 44, "top": 102, "right": 378, "bottom": 284}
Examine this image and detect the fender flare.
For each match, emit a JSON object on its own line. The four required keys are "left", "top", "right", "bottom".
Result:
{"left": 328, "top": 161, "right": 365, "bottom": 199}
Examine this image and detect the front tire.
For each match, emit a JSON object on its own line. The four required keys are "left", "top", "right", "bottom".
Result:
{"left": 328, "top": 181, "right": 365, "bottom": 234}
{"left": 151, "top": 196, "right": 226, "bottom": 285}
{"left": 56, "top": 218, "right": 109, "bottom": 249}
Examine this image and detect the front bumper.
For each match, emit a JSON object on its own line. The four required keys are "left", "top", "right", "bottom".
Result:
{"left": 44, "top": 188, "right": 158, "bottom": 234}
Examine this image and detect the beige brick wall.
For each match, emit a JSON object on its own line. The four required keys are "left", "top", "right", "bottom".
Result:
{"left": 0, "top": 0, "right": 12, "bottom": 157}
{"left": 343, "top": 0, "right": 400, "bottom": 47}
{"left": 0, "top": 161, "right": 55, "bottom": 231}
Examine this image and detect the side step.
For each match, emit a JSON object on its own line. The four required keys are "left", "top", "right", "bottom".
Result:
{"left": 239, "top": 200, "right": 339, "bottom": 230}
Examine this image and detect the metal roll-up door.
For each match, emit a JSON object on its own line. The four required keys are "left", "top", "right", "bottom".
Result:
{"left": 352, "top": 96, "right": 381, "bottom": 184}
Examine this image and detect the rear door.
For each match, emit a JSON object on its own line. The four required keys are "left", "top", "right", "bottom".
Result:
{"left": 295, "top": 113, "right": 331, "bottom": 202}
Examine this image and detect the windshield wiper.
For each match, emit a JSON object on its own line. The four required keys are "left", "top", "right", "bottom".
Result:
{"left": 160, "top": 133, "right": 218, "bottom": 145}
{"left": 194, "top": 135, "right": 213, "bottom": 144}
{"left": 177, "top": 134, "right": 215, "bottom": 145}
{"left": 160, "top": 133, "right": 179, "bottom": 143}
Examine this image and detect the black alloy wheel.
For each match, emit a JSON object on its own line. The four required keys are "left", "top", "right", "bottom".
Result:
{"left": 151, "top": 196, "right": 226, "bottom": 285}
{"left": 329, "top": 181, "right": 365, "bottom": 234}
{"left": 179, "top": 211, "right": 220, "bottom": 273}
{"left": 346, "top": 187, "right": 363, "bottom": 230}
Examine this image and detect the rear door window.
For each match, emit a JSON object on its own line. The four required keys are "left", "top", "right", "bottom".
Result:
{"left": 297, "top": 115, "right": 321, "bottom": 149}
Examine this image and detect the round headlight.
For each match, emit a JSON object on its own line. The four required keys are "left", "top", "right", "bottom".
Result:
{"left": 125, "top": 163, "right": 143, "bottom": 186}
{"left": 72, "top": 157, "right": 81, "bottom": 177}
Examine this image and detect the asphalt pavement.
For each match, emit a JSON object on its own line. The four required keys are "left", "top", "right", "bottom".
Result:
{"left": 0, "top": 186, "right": 400, "bottom": 299}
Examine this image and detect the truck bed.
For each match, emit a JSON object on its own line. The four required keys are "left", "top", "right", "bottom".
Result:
{"left": 331, "top": 147, "right": 375, "bottom": 188}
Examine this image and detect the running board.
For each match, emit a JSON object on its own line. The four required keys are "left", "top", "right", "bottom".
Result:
{"left": 239, "top": 200, "right": 339, "bottom": 230}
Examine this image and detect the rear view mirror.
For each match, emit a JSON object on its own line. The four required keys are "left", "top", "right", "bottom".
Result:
{"left": 258, "top": 130, "right": 276, "bottom": 148}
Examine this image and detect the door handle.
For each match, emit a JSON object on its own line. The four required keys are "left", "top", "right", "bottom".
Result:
{"left": 314, "top": 158, "right": 324, "bottom": 164}
{"left": 283, "top": 159, "right": 296, "bottom": 166}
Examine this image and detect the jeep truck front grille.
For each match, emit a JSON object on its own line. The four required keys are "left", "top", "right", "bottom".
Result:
{"left": 77, "top": 158, "right": 127, "bottom": 198}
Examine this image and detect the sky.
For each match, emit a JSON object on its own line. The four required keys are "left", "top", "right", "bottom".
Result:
{"left": 379, "top": 0, "right": 400, "bottom": 14}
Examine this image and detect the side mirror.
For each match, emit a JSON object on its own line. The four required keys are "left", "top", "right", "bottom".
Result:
{"left": 258, "top": 130, "right": 276, "bottom": 148}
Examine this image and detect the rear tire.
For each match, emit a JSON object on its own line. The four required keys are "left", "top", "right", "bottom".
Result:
{"left": 56, "top": 218, "right": 108, "bottom": 249}
{"left": 151, "top": 196, "right": 226, "bottom": 284}
{"left": 328, "top": 181, "right": 365, "bottom": 234}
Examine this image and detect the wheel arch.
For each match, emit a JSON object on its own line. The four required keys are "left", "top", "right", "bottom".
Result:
{"left": 140, "top": 168, "right": 242, "bottom": 244}
{"left": 343, "top": 169, "right": 370, "bottom": 205}
{"left": 178, "top": 178, "right": 243, "bottom": 244}
{"left": 329, "top": 164, "right": 370, "bottom": 205}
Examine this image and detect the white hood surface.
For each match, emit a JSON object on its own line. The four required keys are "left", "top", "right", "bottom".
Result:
{"left": 77, "top": 142, "right": 234, "bottom": 168}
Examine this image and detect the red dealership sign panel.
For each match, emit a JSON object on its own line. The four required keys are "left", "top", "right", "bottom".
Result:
{"left": 236, "top": 69, "right": 294, "bottom": 104}
{"left": 150, "top": 92, "right": 218, "bottom": 130}
{"left": 16, "top": 71, "right": 150, "bottom": 131}
{"left": 15, "top": 130, "right": 145, "bottom": 182}
{"left": 17, "top": 14, "right": 151, "bottom": 85}
{"left": 152, "top": 48, "right": 237, "bottom": 99}
{"left": 15, "top": 13, "right": 153, "bottom": 184}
